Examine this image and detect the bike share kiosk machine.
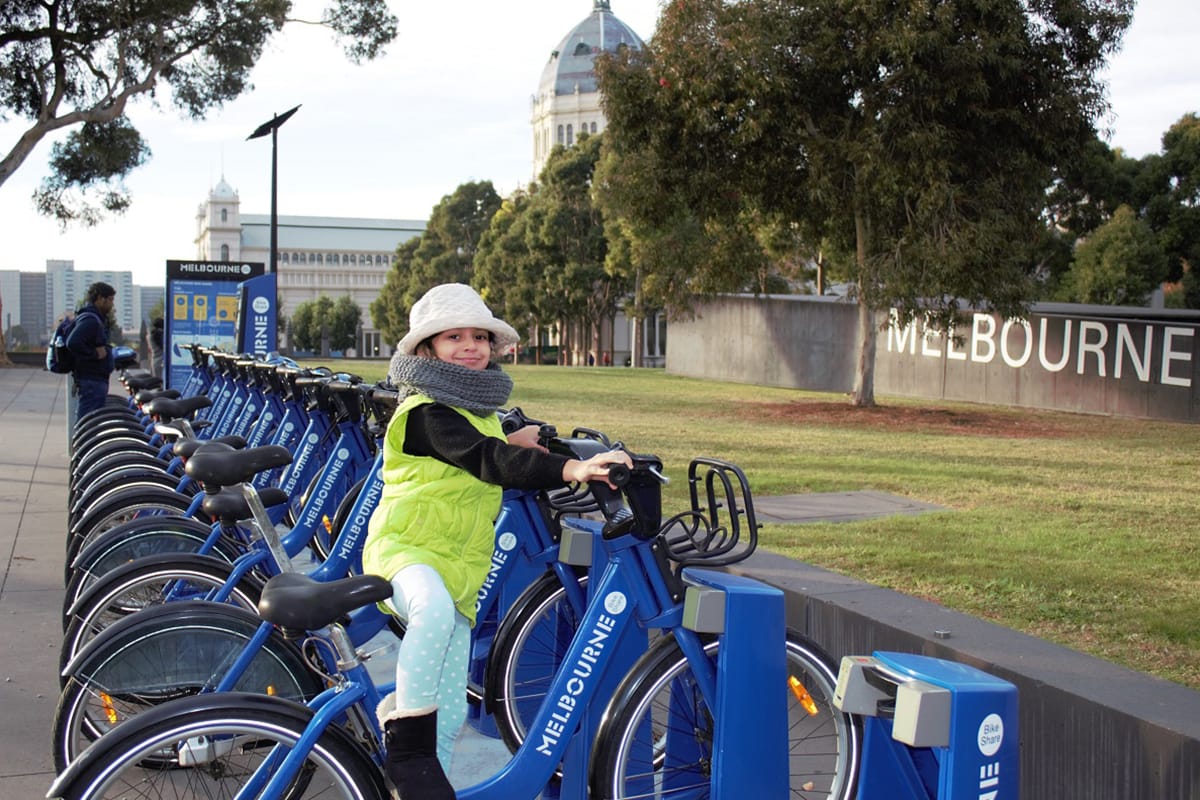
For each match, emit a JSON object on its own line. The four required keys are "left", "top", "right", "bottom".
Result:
{"left": 835, "top": 652, "right": 1019, "bottom": 799}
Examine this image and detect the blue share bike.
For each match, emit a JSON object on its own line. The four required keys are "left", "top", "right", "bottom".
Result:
{"left": 51, "top": 411, "right": 600, "bottom": 774}
{"left": 48, "top": 443, "right": 862, "bottom": 800}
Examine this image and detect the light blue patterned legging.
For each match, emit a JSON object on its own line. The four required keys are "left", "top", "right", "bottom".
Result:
{"left": 387, "top": 563, "right": 472, "bottom": 770}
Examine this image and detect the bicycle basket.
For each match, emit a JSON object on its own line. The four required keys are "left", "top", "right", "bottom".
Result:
{"left": 658, "top": 458, "right": 759, "bottom": 568}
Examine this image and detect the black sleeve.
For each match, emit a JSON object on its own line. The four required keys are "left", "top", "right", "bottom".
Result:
{"left": 65, "top": 313, "right": 100, "bottom": 360}
{"left": 404, "top": 403, "right": 569, "bottom": 490}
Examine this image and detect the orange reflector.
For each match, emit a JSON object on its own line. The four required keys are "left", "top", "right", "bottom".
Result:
{"left": 322, "top": 515, "right": 333, "bottom": 534}
{"left": 789, "top": 676, "right": 819, "bottom": 716}
{"left": 267, "top": 685, "right": 277, "bottom": 696}
{"left": 99, "top": 692, "right": 119, "bottom": 725}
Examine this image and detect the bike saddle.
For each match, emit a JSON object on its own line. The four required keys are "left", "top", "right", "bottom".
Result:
{"left": 258, "top": 572, "right": 393, "bottom": 635}
{"left": 134, "top": 388, "right": 182, "bottom": 405}
{"left": 201, "top": 486, "right": 290, "bottom": 523}
{"left": 145, "top": 395, "right": 212, "bottom": 421}
{"left": 186, "top": 445, "right": 293, "bottom": 490}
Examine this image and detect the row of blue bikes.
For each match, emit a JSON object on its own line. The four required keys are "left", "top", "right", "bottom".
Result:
{"left": 48, "top": 343, "right": 1014, "bottom": 799}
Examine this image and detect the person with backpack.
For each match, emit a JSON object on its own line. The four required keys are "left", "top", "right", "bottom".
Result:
{"left": 66, "top": 282, "right": 116, "bottom": 420}
{"left": 146, "top": 316, "right": 164, "bottom": 377}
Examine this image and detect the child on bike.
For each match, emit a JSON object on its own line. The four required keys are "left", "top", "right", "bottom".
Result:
{"left": 364, "top": 282, "right": 631, "bottom": 799}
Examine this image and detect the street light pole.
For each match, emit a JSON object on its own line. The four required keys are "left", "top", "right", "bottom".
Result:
{"left": 247, "top": 105, "right": 301, "bottom": 274}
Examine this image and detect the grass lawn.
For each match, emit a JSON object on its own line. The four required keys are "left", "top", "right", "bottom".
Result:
{"left": 317, "top": 359, "right": 1200, "bottom": 689}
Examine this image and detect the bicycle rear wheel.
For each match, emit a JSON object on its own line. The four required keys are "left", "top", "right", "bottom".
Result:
{"left": 588, "top": 632, "right": 861, "bottom": 800}
{"left": 61, "top": 554, "right": 263, "bottom": 676}
{"left": 63, "top": 518, "right": 242, "bottom": 625}
{"left": 68, "top": 486, "right": 201, "bottom": 567}
{"left": 54, "top": 601, "right": 321, "bottom": 772}
{"left": 48, "top": 693, "right": 388, "bottom": 800}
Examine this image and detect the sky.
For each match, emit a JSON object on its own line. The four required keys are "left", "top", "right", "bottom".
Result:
{"left": 1, "top": 0, "right": 1197, "bottom": 289}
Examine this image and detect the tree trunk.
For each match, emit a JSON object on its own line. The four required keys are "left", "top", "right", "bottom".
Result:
{"left": 631, "top": 269, "right": 644, "bottom": 368}
{"left": 851, "top": 298, "right": 876, "bottom": 406}
{"left": 850, "top": 203, "right": 876, "bottom": 407}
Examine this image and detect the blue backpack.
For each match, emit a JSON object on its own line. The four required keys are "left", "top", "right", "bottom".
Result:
{"left": 46, "top": 311, "right": 100, "bottom": 374}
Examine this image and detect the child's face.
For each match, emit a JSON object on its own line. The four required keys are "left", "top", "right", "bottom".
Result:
{"left": 430, "top": 327, "right": 493, "bottom": 370}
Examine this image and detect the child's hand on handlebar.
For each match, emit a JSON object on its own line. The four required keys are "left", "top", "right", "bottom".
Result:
{"left": 562, "top": 450, "right": 633, "bottom": 489}
{"left": 507, "top": 424, "right": 548, "bottom": 453}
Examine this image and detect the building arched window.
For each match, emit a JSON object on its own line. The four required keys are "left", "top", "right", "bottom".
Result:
{"left": 316, "top": 253, "right": 323, "bottom": 264}
{"left": 281, "top": 252, "right": 290, "bottom": 264}
{"left": 220, "top": 244, "right": 229, "bottom": 261}
{"left": 557, "top": 125, "right": 564, "bottom": 145}
{"left": 220, "top": 208, "right": 228, "bottom": 223}
{"left": 566, "top": 124, "right": 574, "bottom": 146}
{"left": 590, "top": 122, "right": 597, "bottom": 134}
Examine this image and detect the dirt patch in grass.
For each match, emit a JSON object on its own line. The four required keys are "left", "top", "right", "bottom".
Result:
{"left": 748, "top": 401, "right": 1081, "bottom": 439}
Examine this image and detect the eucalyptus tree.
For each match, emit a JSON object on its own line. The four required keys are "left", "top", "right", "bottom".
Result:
{"left": 371, "top": 238, "right": 419, "bottom": 348}
{"left": 598, "top": 0, "right": 1132, "bottom": 404}
{"left": 1060, "top": 204, "right": 1168, "bottom": 305}
{"left": 533, "top": 134, "right": 630, "bottom": 364}
{"left": 371, "top": 181, "right": 501, "bottom": 347}
{"left": 473, "top": 190, "right": 559, "bottom": 361}
{"left": 1, "top": 0, "right": 397, "bottom": 224}
{"left": 290, "top": 294, "right": 361, "bottom": 354}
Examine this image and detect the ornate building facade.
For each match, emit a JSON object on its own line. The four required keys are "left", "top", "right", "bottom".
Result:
{"left": 194, "top": 178, "right": 424, "bottom": 356}
{"left": 531, "top": 1, "right": 644, "bottom": 179}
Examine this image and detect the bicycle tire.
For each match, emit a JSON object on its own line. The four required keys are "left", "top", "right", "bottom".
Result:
{"left": 70, "top": 476, "right": 197, "bottom": 530}
{"left": 71, "top": 451, "right": 168, "bottom": 493}
{"left": 60, "top": 554, "right": 265, "bottom": 677}
{"left": 54, "top": 601, "right": 323, "bottom": 772}
{"left": 48, "top": 692, "right": 388, "bottom": 800}
{"left": 588, "top": 632, "right": 861, "bottom": 800}
{"left": 71, "top": 434, "right": 156, "bottom": 474}
{"left": 70, "top": 461, "right": 176, "bottom": 506}
{"left": 484, "top": 570, "right": 588, "bottom": 754}
{"left": 71, "top": 417, "right": 145, "bottom": 448}
{"left": 63, "top": 519, "right": 243, "bottom": 626}
{"left": 67, "top": 487, "right": 202, "bottom": 568}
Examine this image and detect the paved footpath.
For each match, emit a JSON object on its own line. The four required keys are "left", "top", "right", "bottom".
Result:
{"left": 0, "top": 364, "right": 941, "bottom": 798}
{"left": 0, "top": 367, "right": 76, "bottom": 798}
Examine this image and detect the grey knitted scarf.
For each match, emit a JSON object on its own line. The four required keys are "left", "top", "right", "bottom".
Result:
{"left": 388, "top": 354, "right": 513, "bottom": 416}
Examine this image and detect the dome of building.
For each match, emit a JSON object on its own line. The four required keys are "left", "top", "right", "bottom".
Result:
{"left": 211, "top": 177, "right": 238, "bottom": 200}
{"left": 538, "top": 1, "right": 644, "bottom": 99}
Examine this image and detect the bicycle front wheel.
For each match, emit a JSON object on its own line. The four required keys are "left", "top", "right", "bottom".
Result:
{"left": 484, "top": 570, "right": 587, "bottom": 754}
{"left": 49, "top": 693, "right": 388, "bottom": 800}
{"left": 589, "top": 632, "right": 861, "bottom": 800}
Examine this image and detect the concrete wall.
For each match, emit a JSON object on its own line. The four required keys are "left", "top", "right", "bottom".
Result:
{"left": 734, "top": 552, "right": 1200, "bottom": 799}
{"left": 667, "top": 295, "right": 1200, "bottom": 421}
{"left": 666, "top": 294, "right": 858, "bottom": 393}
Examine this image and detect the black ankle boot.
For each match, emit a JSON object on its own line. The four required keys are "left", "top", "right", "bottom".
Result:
{"left": 382, "top": 710, "right": 455, "bottom": 800}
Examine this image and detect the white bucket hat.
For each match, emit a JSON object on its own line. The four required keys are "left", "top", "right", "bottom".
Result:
{"left": 396, "top": 283, "right": 520, "bottom": 356}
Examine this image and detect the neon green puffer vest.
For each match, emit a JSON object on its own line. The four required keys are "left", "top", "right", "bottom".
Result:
{"left": 362, "top": 394, "right": 504, "bottom": 626}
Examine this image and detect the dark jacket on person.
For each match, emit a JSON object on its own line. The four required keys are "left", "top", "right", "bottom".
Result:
{"left": 66, "top": 304, "right": 114, "bottom": 379}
